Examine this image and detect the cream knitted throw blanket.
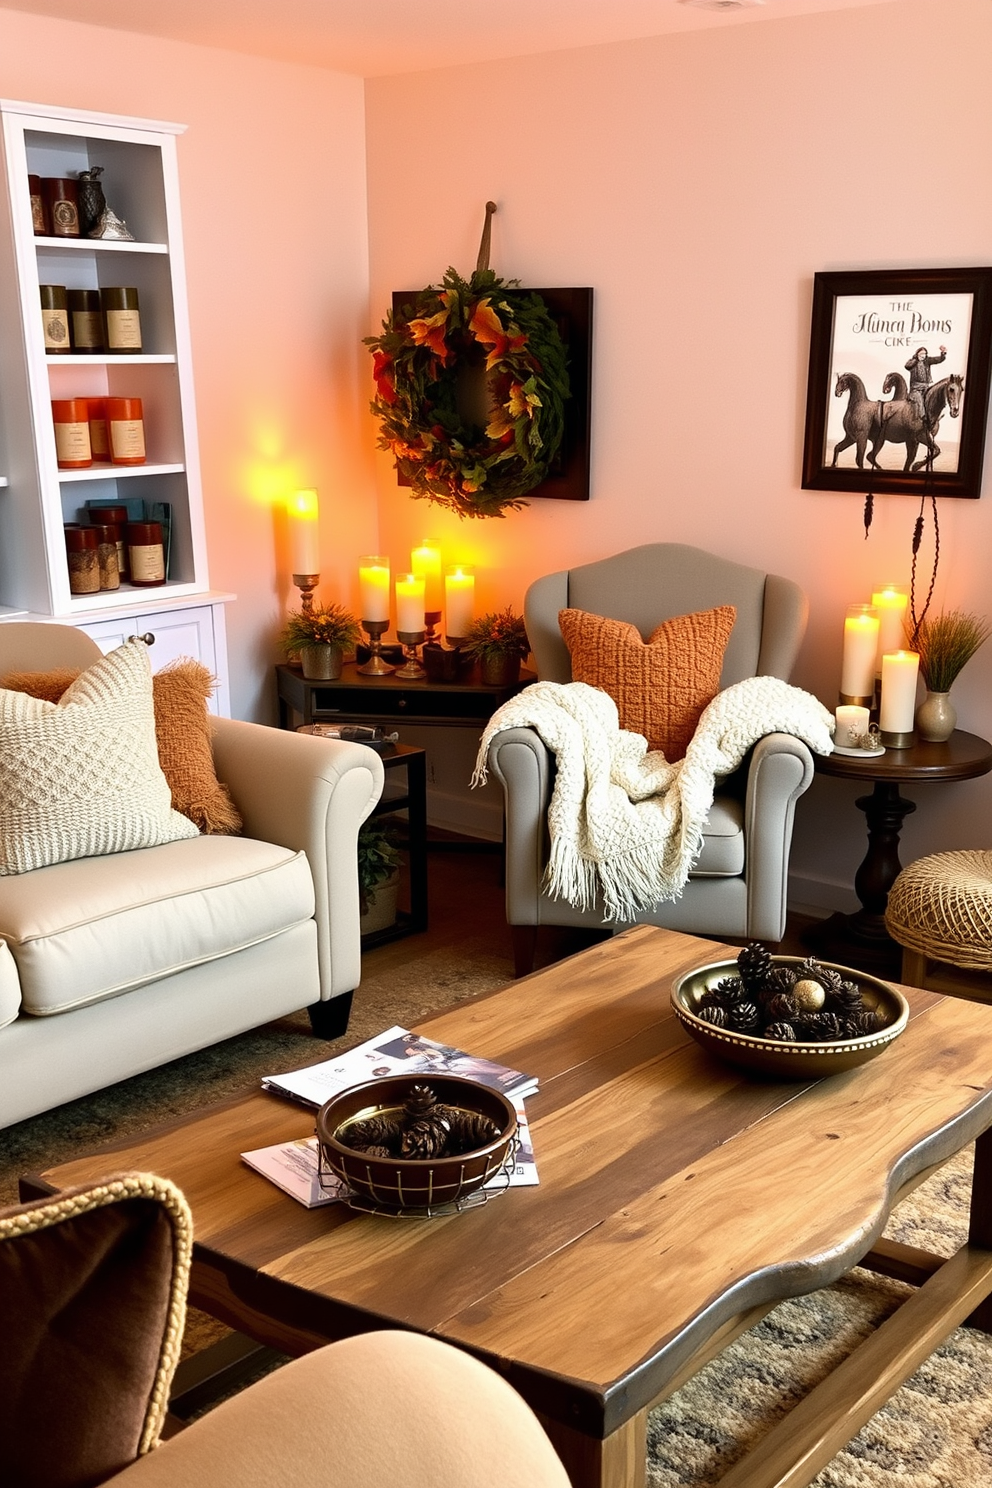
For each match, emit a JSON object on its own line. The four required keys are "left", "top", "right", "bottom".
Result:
{"left": 473, "top": 676, "right": 835, "bottom": 922}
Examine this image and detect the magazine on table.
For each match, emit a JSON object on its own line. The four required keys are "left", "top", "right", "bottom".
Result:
{"left": 262, "top": 1024, "right": 538, "bottom": 1109}
{"left": 241, "top": 1100, "right": 539, "bottom": 1209}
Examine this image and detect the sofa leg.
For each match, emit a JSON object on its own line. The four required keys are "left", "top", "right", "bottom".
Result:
{"left": 512, "top": 925, "right": 538, "bottom": 979}
{"left": 307, "top": 991, "right": 354, "bottom": 1040}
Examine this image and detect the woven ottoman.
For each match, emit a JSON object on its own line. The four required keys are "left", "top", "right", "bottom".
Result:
{"left": 885, "top": 849, "right": 992, "bottom": 1001}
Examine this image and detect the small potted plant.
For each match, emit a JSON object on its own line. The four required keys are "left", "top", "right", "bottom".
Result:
{"left": 280, "top": 601, "right": 361, "bottom": 680}
{"left": 357, "top": 820, "right": 404, "bottom": 934}
{"left": 910, "top": 608, "right": 991, "bottom": 742}
{"left": 463, "top": 606, "right": 530, "bottom": 687}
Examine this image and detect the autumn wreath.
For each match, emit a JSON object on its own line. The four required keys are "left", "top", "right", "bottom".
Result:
{"left": 366, "top": 267, "right": 570, "bottom": 519}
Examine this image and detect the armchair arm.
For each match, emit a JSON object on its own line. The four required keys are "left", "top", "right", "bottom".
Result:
{"left": 487, "top": 727, "right": 555, "bottom": 927}
{"left": 742, "top": 732, "right": 815, "bottom": 942}
{"left": 211, "top": 719, "right": 384, "bottom": 1000}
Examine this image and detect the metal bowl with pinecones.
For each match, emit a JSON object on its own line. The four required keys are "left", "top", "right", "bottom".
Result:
{"left": 671, "top": 946, "right": 909, "bottom": 1079}
{"left": 316, "top": 1074, "right": 518, "bottom": 1212}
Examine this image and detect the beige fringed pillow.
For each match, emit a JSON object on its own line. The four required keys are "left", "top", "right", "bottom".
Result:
{"left": 559, "top": 605, "right": 737, "bottom": 760}
{"left": 0, "top": 639, "right": 199, "bottom": 875}
{"left": 0, "top": 656, "right": 241, "bottom": 836}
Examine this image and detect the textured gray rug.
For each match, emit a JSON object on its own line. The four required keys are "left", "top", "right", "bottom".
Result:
{"left": 2, "top": 942, "right": 989, "bottom": 1486}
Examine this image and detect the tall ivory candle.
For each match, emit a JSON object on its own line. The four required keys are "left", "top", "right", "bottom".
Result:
{"left": 395, "top": 572, "right": 425, "bottom": 633}
{"left": 411, "top": 540, "right": 443, "bottom": 614}
{"left": 358, "top": 556, "right": 390, "bottom": 622}
{"left": 841, "top": 605, "right": 879, "bottom": 699}
{"left": 880, "top": 650, "right": 920, "bottom": 737}
{"left": 287, "top": 488, "right": 319, "bottom": 575}
{"left": 871, "top": 584, "right": 910, "bottom": 667}
{"left": 445, "top": 565, "right": 474, "bottom": 639}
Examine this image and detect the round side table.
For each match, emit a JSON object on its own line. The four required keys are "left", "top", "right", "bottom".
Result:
{"left": 804, "top": 729, "right": 992, "bottom": 977}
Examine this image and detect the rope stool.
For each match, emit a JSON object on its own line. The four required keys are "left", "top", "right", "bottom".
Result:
{"left": 885, "top": 849, "right": 992, "bottom": 1000}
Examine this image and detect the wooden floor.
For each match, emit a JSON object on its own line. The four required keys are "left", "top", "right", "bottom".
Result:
{"left": 361, "top": 831, "right": 818, "bottom": 987}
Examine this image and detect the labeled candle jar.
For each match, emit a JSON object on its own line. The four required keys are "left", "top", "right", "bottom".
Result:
{"left": 101, "top": 287, "right": 142, "bottom": 352}
{"left": 28, "top": 174, "right": 47, "bottom": 235}
{"left": 126, "top": 521, "right": 166, "bottom": 586}
{"left": 86, "top": 397, "right": 110, "bottom": 461}
{"left": 42, "top": 178, "right": 80, "bottom": 238}
{"left": 87, "top": 504, "right": 129, "bottom": 578}
{"left": 40, "top": 285, "right": 70, "bottom": 354}
{"left": 51, "top": 398, "right": 92, "bottom": 469}
{"left": 68, "top": 289, "right": 104, "bottom": 352}
{"left": 88, "top": 523, "right": 121, "bottom": 590}
{"left": 64, "top": 525, "right": 100, "bottom": 595}
{"left": 106, "top": 396, "right": 146, "bottom": 465}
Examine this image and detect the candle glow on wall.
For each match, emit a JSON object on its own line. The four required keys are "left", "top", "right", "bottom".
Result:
{"left": 287, "top": 488, "right": 319, "bottom": 576}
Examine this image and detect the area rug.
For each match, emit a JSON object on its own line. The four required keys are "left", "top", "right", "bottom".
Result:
{"left": 1, "top": 944, "right": 989, "bottom": 1486}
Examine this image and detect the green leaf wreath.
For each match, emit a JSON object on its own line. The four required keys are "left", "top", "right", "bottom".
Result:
{"left": 365, "top": 267, "right": 570, "bottom": 519}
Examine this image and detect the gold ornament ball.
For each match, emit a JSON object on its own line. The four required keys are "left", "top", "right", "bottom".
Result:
{"left": 792, "top": 978, "right": 826, "bottom": 1012}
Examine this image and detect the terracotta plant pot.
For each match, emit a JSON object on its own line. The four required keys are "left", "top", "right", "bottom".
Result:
{"left": 300, "top": 643, "right": 343, "bottom": 680}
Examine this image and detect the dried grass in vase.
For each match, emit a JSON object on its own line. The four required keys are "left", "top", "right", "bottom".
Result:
{"left": 909, "top": 609, "right": 992, "bottom": 692}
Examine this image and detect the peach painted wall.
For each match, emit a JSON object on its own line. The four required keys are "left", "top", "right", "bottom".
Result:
{"left": 365, "top": 0, "right": 992, "bottom": 909}
{"left": 0, "top": 5, "right": 378, "bottom": 720}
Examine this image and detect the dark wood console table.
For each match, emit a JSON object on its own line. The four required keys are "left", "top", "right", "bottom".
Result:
{"left": 805, "top": 729, "right": 992, "bottom": 976}
{"left": 276, "top": 661, "right": 534, "bottom": 733}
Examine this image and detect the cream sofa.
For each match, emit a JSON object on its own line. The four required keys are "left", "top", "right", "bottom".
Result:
{"left": 0, "top": 624, "right": 384, "bottom": 1129}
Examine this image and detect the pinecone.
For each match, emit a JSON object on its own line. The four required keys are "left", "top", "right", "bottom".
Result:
{"left": 815, "top": 966, "right": 845, "bottom": 997}
{"left": 795, "top": 955, "right": 827, "bottom": 983}
{"left": 830, "top": 980, "right": 865, "bottom": 1013}
{"left": 698, "top": 1004, "right": 729, "bottom": 1028}
{"left": 766, "top": 992, "right": 799, "bottom": 1023}
{"left": 400, "top": 1109, "right": 453, "bottom": 1159}
{"left": 728, "top": 1000, "right": 760, "bottom": 1034}
{"left": 344, "top": 1114, "right": 402, "bottom": 1150}
{"left": 444, "top": 1108, "right": 502, "bottom": 1153}
{"left": 844, "top": 1008, "right": 880, "bottom": 1037}
{"left": 361, "top": 1144, "right": 394, "bottom": 1159}
{"left": 403, "top": 1084, "right": 438, "bottom": 1118}
{"left": 763, "top": 965, "right": 799, "bottom": 998}
{"left": 795, "top": 1011, "right": 843, "bottom": 1043}
{"left": 765, "top": 1021, "right": 797, "bottom": 1042}
{"left": 736, "top": 942, "right": 772, "bottom": 993}
{"left": 700, "top": 981, "right": 744, "bottom": 1015}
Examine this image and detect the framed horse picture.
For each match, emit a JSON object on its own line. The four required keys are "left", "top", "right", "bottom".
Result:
{"left": 801, "top": 267, "right": 992, "bottom": 498}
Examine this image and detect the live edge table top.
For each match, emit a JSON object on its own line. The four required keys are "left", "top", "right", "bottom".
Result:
{"left": 27, "top": 926, "right": 992, "bottom": 1488}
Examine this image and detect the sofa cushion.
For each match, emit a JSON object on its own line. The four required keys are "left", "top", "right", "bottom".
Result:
{"left": 0, "top": 835, "right": 316, "bottom": 1015}
{"left": 691, "top": 794, "right": 745, "bottom": 876}
{"left": 0, "top": 656, "right": 241, "bottom": 836}
{"left": 0, "top": 941, "right": 20, "bottom": 1030}
{"left": 558, "top": 605, "right": 737, "bottom": 761}
{"left": 0, "top": 640, "right": 198, "bottom": 876}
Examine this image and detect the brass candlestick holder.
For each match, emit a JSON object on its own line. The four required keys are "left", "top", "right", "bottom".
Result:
{"left": 357, "top": 618, "right": 395, "bottom": 676}
{"left": 395, "top": 629, "right": 427, "bottom": 679}
{"left": 293, "top": 573, "right": 319, "bottom": 616}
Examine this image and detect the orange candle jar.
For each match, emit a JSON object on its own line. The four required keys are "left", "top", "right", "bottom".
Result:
{"left": 86, "top": 397, "right": 110, "bottom": 461}
{"left": 51, "top": 398, "right": 92, "bottom": 469}
{"left": 106, "top": 396, "right": 146, "bottom": 465}
{"left": 126, "top": 521, "right": 165, "bottom": 586}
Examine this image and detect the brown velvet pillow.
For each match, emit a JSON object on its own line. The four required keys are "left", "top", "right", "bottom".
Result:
{"left": 0, "top": 1173, "right": 192, "bottom": 1488}
{"left": 0, "top": 658, "right": 242, "bottom": 835}
{"left": 559, "top": 604, "right": 737, "bottom": 760}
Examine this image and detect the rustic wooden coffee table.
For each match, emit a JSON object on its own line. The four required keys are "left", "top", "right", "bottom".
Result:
{"left": 24, "top": 926, "right": 992, "bottom": 1488}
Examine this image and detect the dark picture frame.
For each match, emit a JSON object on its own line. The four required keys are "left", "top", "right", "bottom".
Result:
{"left": 801, "top": 267, "right": 992, "bottom": 498}
{"left": 393, "top": 287, "right": 593, "bottom": 502}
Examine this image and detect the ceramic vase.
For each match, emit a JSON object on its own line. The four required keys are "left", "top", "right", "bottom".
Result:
{"left": 915, "top": 689, "right": 956, "bottom": 743}
{"left": 299, "top": 643, "right": 343, "bottom": 681}
{"left": 479, "top": 653, "right": 521, "bottom": 687}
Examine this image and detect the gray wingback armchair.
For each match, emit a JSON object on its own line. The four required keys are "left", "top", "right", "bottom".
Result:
{"left": 485, "top": 544, "right": 814, "bottom": 975}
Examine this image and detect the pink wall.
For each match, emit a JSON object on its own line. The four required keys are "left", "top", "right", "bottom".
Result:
{"left": 0, "top": 5, "right": 378, "bottom": 719}
{"left": 365, "top": 0, "right": 992, "bottom": 907}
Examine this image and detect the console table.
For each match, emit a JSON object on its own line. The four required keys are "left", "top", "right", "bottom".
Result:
{"left": 276, "top": 661, "right": 535, "bottom": 733}
{"left": 806, "top": 729, "right": 992, "bottom": 976}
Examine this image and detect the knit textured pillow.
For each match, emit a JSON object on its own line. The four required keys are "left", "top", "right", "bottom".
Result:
{"left": 558, "top": 604, "right": 737, "bottom": 760}
{"left": 0, "top": 639, "right": 199, "bottom": 875}
{"left": 0, "top": 659, "right": 241, "bottom": 836}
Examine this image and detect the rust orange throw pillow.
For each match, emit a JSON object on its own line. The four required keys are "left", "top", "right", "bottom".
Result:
{"left": 0, "top": 658, "right": 242, "bottom": 835}
{"left": 558, "top": 605, "right": 737, "bottom": 760}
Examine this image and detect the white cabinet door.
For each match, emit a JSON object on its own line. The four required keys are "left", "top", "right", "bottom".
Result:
{"left": 82, "top": 602, "right": 229, "bottom": 714}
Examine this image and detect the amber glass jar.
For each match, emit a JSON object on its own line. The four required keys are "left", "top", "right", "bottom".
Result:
{"left": 64, "top": 525, "right": 100, "bottom": 594}
{"left": 87, "top": 503, "right": 129, "bottom": 578}
{"left": 87, "top": 523, "right": 121, "bottom": 590}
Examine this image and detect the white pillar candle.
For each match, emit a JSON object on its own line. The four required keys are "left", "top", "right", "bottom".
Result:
{"left": 880, "top": 650, "right": 920, "bottom": 736}
{"left": 835, "top": 705, "right": 871, "bottom": 748}
{"left": 358, "top": 555, "right": 390, "bottom": 622}
{"left": 871, "top": 583, "right": 910, "bottom": 667}
{"left": 395, "top": 572, "right": 425, "bottom": 633}
{"left": 444, "top": 565, "right": 474, "bottom": 639}
{"left": 841, "top": 605, "right": 879, "bottom": 699}
{"left": 411, "top": 540, "right": 443, "bottom": 614}
{"left": 287, "top": 488, "right": 319, "bottom": 575}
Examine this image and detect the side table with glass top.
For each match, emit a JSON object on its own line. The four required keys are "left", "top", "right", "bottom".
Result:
{"left": 805, "top": 729, "right": 992, "bottom": 977}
